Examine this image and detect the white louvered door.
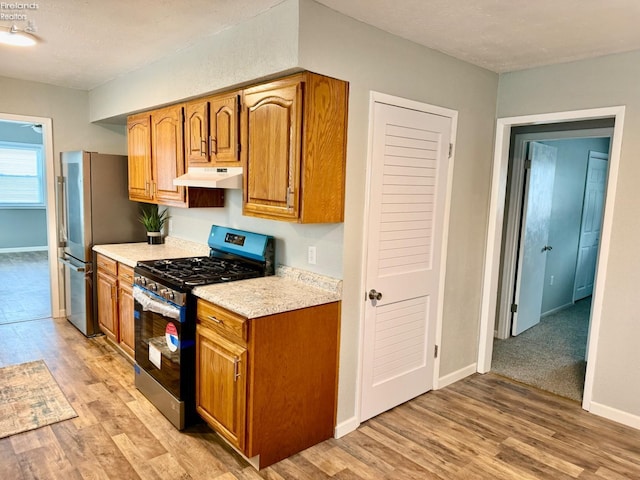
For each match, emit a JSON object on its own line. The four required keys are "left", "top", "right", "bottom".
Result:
{"left": 360, "top": 100, "right": 452, "bottom": 421}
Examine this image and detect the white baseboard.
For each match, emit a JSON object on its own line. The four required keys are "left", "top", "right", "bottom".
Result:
{"left": 334, "top": 416, "right": 360, "bottom": 438}
{"left": 541, "top": 302, "right": 574, "bottom": 317}
{"left": 589, "top": 401, "right": 640, "bottom": 430}
{"left": 0, "top": 246, "right": 48, "bottom": 253}
{"left": 437, "top": 363, "right": 477, "bottom": 389}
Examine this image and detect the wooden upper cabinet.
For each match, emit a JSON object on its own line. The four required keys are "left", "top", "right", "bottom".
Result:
{"left": 243, "top": 81, "right": 302, "bottom": 221}
{"left": 127, "top": 113, "right": 153, "bottom": 202}
{"left": 185, "top": 99, "right": 209, "bottom": 165}
{"left": 151, "top": 104, "right": 187, "bottom": 206}
{"left": 127, "top": 106, "right": 224, "bottom": 208}
{"left": 242, "top": 72, "right": 348, "bottom": 223}
{"left": 185, "top": 92, "right": 240, "bottom": 167}
{"left": 210, "top": 93, "right": 240, "bottom": 165}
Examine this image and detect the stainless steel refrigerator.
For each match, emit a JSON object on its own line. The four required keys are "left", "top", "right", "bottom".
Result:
{"left": 57, "top": 151, "right": 146, "bottom": 336}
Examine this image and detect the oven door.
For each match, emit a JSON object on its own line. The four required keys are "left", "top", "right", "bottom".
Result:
{"left": 133, "top": 285, "right": 189, "bottom": 399}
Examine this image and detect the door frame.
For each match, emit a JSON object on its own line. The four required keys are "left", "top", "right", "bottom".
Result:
{"left": 0, "top": 112, "right": 60, "bottom": 317}
{"left": 573, "top": 150, "right": 609, "bottom": 303}
{"left": 477, "top": 106, "right": 625, "bottom": 411}
{"left": 356, "top": 91, "right": 458, "bottom": 423}
{"left": 496, "top": 128, "right": 613, "bottom": 340}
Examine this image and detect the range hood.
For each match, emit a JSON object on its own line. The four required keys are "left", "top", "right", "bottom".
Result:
{"left": 173, "top": 167, "right": 242, "bottom": 189}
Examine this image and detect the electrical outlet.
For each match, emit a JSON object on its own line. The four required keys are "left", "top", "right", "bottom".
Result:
{"left": 550, "top": 275, "right": 554, "bottom": 285}
{"left": 308, "top": 246, "right": 317, "bottom": 265}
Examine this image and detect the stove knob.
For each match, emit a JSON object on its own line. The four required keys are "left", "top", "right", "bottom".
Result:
{"left": 149, "top": 283, "right": 158, "bottom": 291}
{"left": 159, "top": 289, "right": 168, "bottom": 299}
{"left": 167, "top": 290, "right": 175, "bottom": 300}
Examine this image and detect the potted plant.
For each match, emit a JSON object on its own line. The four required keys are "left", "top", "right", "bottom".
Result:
{"left": 139, "top": 203, "right": 170, "bottom": 244}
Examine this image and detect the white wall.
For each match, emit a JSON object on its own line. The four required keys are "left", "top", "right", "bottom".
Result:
{"left": 0, "top": 76, "right": 127, "bottom": 157}
{"left": 540, "top": 137, "right": 610, "bottom": 314}
{"left": 498, "top": 50, "right": 640, "bottom": 419}
{"left": 89, "top": 0, "right": 300, "bottom": 123}
{"left": 297, "top": 0, "right": 498, "bottom": 424}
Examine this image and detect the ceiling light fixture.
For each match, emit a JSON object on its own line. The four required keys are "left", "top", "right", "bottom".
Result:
{"left": 0, "top": 23, "right": 37, "bottom": 47}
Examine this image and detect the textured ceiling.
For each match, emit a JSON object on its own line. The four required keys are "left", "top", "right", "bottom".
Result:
{"left": 1, "top": 0, "right": 640, "bottom": 90}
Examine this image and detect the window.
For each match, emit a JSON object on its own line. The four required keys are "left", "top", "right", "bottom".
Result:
{"left": 0, "top": 142, "right": 45, "bottom": 208}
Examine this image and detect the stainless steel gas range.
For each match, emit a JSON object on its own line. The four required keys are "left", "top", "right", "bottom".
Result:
{"left": 132, "top": 225, "right": 274, "bottom": 429}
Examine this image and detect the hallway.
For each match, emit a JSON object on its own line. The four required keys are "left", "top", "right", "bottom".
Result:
{"left": 491, "top": 298, "right": 591, "bottom": 401}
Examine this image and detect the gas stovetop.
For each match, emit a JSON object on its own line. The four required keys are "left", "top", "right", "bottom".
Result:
{"left": 136, "top": 255, "right": 264, "bottom": 288}
{"left": 133, "top": 225, "right": 275, "bottom": 297}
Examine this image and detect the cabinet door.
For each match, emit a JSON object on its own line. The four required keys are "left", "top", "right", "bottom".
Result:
{"left": 196, "top": 326, "right": 247, "bottom": 450}
{"left": 127, "top": 113, "right": 154, "bottom": 202}
{"left": 118, "top": 281, "right": 134, "bottom": 358}
{"left": 96, "top": 269, "right": 118, "bottom": 343}
{"left": 185, "top": 99, "right": 209, "bottom": 165}
{"left": 151, "top": 104, "right": 186, "bottom": 206}
{"left": 210, "top": 92, "right": 240, "bottom": 165}
{"left": 242, "top": 79, "right": 302, "bottom": 221}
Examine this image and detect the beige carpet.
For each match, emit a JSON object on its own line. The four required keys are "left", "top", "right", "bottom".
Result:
{"left": 491, "top": 298, "right": 591, "bottom": 402}
{"left": 0, "top": 360, "right": 77, "bottom": 438}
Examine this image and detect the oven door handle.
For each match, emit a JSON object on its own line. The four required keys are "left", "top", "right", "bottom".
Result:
{"left": 133, "top": 285, "right": 183, "bottom": 321}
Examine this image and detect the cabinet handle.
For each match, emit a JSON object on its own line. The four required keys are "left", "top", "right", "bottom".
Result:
{"left": 145, "top": 181, "right": 150, "bottom": 196}
{"left": 122, "top": 274, "right": 132, "bottom": 280}
{"left": 152, "top": 182, "right": 157, "bottom": 196}
{"left": 207, "top": 315, "right": 223, "bottom": 325}
{"left": 111, "top": 285, "right": 116, "bottom": 300}
{"left": 233, "top": 357, "right": 240, "bottom": 382}
{"left": 209, "top": 136, "right": 217, "bottom": 155}
{"left": 201, "top": 138, "right": 207, "bottom": 157}
{"left": 287, "top": 187, "right": 294, "bottom": 210}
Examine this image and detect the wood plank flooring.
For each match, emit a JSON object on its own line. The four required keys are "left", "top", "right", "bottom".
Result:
{"left": 1, "top": 317, "right": 640, "bottom": 479}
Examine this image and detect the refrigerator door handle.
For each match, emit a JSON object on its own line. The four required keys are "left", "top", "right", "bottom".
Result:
{"left": 57, "top": 176, "right": 68, "bottom": 247}
{"left": 58, "top": 257, "right": 86, "bottom": 273}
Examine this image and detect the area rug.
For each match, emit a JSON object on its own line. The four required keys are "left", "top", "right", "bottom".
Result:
{"left": 0, "top": 360, "right": 77, "bottom": 439}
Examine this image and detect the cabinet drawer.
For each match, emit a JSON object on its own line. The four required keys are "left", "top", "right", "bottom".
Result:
{"left": 96, "top": 254, "right": 117, "bottom": 276}
{"left": 118, "top": 263, "right": 134, "bottom": 285}
{"left": 197, "top": 299, "right": 247, "bottom": 342}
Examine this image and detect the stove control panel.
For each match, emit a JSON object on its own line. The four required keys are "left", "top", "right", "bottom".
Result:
{"left": 134, "top": 274, "right": 187, "bottom": 306}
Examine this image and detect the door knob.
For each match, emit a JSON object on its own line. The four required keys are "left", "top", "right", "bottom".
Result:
{"left": 368, "top": 289, "right": 382, "bottom": 301}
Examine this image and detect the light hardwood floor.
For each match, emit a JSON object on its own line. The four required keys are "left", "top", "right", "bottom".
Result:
{"left": 1, "top": 317, "right": 640, "bottom": 479}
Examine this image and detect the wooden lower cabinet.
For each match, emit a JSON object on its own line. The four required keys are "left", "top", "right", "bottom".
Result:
{"left": 117, "top": 264, "right": 135, "bottom": 358}
{"left": 96, "top": 255, "right": 118, "bottom": 343}
{"left": 195, "top": 299, "right": 340, "bottom": 469}
{"left": 95, "top": 254, "right": 135, "bottom": 360}
{"left": 196, "top": 326, "right": 247, "bottom": 450}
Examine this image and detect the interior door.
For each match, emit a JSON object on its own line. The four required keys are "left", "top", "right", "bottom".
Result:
{"left": 574, "top": 152, "right": 608, "bottom": 301}
{"left": 360, "top": 100, "right": 452, "bottom": 422}
{"left": 512, "top": 142, "right": 557, "bottom": 336}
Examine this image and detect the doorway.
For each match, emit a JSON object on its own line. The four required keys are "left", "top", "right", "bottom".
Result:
{"left": 0, "top": 114, "right": 60, "bottom": 323}
{"left": 477, "top": 106, "right": 625, "bottom": 412}
{"left": 492, "top": 130, "right": 611, "bottom": 401}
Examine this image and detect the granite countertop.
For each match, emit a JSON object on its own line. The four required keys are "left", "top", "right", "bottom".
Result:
{"left": 93, "top": 240, "right": 342, "bottom": 317}
{"left": 92, "top": 237, "right": 210, "bottom": 267}
{"left": 193, "top": 265, "right": 342, "bottom": 318}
